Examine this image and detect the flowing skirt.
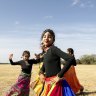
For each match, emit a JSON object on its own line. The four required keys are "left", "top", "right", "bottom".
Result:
{"left": 30, "top": 76, "right": 44, "bottom": 96}
{"left": 6, "top": 72, "right": 31, "bottom": 96}
{"left": 31, "top": 76, "right": 75, "bottom": 96}
{"left": 64, "top": 66, "right": 83, "bottom": 93}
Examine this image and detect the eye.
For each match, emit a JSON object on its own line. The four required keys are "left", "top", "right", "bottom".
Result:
{"left": 25, "top": 55, "right": 29, "bottom": 57}
{"left": 48, "top": 35, "right": 52, "bottom": 38}
{"left": 43, "top": 35, "right": 46, "bottom": 38}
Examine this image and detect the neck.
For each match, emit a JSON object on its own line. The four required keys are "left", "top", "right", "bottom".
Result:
{"left": 44, "top": 47, "right": 49, "bottom": 52}
{"left": 44, "top": 44, "right": 53, "bottom": 52}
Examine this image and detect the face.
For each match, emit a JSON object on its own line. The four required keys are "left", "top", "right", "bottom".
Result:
{"left": 22, "top": 54, "right": 30, "bottom": 61}
{"left": 42, "top": 32, "right": 54, "bottom": 47}
{"left": 67, "top": 50, "right": 73, "bottom": 56}
{"left": 67, "top": 50, "right": 70, "bottom": 54}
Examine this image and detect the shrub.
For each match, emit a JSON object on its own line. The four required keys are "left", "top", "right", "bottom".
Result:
{"left": 79, "top": 54, "right": 96, "bottom": 64}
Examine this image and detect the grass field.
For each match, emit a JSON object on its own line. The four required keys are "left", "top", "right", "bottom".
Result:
{"left": 0, "top": 64, "right": 96, "bottom": 96}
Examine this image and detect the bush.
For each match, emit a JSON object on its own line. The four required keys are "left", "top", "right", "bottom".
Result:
{"left": 76, "top": 59, "right": 82, "bottom": 64}
{"left": 79, "top": 54, "right": 96, "bottom": 64}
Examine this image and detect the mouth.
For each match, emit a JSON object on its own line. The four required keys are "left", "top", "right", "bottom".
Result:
{"left": 45, "top": 40, "right": 49, "bottom": 43}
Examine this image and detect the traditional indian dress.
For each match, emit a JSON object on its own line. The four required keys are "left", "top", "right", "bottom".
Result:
{"left": 31, "top": 45, "right": 76, "bottom": 96}
{"left": 64, "top": 65, "right": 84, "bottom": 93}
{"left": 6, "top": 59, "right": 40, "bottom": 96}
{"left": 6, "top": 72, "right": 31, "bottom": 96}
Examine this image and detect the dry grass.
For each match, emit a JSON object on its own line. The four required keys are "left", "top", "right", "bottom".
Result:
{"left": 0, "top": 64, "right": 96, "bottom": 96}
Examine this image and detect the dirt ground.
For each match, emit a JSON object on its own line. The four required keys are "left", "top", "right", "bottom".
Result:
{"left": 0, "top": 64, "right": 96, "bottom": 96}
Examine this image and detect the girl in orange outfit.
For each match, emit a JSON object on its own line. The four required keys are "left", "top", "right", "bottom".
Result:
{"left": 64, "top": 48, "right": 84, "bottom": 94}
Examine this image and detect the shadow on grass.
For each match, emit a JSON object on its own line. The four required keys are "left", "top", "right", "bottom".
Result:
{"left": 76, "top": 91, "right": 96, "bottom": 96}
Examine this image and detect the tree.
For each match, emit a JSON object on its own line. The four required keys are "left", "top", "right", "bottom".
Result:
{"left": 79, "top": 54, "right": 96, "bottom": 64}
{"left": 76, "top": 59, "right": 82, "bottom": 64}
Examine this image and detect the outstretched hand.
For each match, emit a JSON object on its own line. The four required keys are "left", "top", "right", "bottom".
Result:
{"left": 34, "top": 53, "right": 40, "bottom": 59}
{"left": 9, "top": 54, "right": 13, "bottom": 60}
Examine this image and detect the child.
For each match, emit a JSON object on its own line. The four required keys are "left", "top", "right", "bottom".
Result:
{"left": 64, "top": 48, "right": 84, "bottom": 94}
{"left": 33, "top": 29, "right": 76, "bottom": 96}
{"left": 6, "top": 50, "right": 41, "bottom": 96}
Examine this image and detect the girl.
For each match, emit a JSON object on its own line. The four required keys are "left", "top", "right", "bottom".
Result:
{"left": 6, "top": 50, "right": 41, "bottom": 96}
{"left": 64, "top": 48, "right": 84, "bottom": 94}
{"left": 35, "top": 29, "right": 76, "bottom": 96}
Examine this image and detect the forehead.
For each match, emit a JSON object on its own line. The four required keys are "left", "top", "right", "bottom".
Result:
{"left": 24, "top": 53, "right": 29, "bottom": 56}
{"left": 43, "top": 32, "right": 52, "bottom": 36}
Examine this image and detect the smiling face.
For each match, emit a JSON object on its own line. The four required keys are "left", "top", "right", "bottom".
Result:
{"left": 42, "top": 32, "right": 54, "bottom": 47}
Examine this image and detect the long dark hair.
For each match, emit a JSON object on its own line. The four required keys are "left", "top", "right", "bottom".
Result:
{"left": 22, "top": 50, "right": 30, "bottom": 57}
{"left": 40, "top": 29, "right": 55, "bottom": 48}
{"left": 67, "top": 48, "right": 74, "bottom": 55}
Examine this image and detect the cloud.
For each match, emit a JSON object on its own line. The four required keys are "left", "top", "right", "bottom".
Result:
{"left": 0, "top": 23, "right": 96, "bottom": 62}
{"left": 72, "top": 0, "right": 80, "bottom": 6}
{"left": 0, "top": 37, "right": 41, "bottom": 63}
{"left": 72, "top": 0, "right": 94, "bottom": 8}
{"left": 44, "top": 16, "right": 53, "bottom": 19}
{"left": 87, "top": 1, "right": 94, "bottom": 8}
{"left": 90, "top": 4, "right": 94, "bottom": 8}
{"left": 80, "top": 3, "right": 85, "bottom": 8}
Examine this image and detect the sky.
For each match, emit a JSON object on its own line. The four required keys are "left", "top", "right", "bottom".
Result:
{"left": 0, "top": 0, "right": 96, "bottom": 63}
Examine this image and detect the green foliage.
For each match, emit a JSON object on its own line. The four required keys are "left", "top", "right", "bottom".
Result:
{"left": 79, "top": 54, "right": 96, "bottom": 64}
{"left": 76, "top": 59, "right": 82, "bottom": 64}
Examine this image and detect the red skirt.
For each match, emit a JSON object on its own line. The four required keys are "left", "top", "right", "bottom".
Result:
{"left": 32, "top": 76, "right": 75, "bottom": 96}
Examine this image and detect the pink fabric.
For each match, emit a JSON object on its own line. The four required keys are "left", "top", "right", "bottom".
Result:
{"left": 6, "top": 74, "right": 30, "bottom": 96}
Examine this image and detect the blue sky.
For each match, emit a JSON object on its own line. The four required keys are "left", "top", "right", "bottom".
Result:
{"left": 0, "top": 0, "right": 96, "bottom": 63}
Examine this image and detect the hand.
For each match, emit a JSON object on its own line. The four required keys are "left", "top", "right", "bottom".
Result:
{"left": 34, "top": 53, "right": 40, "bottom": 59}
{"left": 51, "top": 76, "right": 63, "bottom": 83}
{"left": 39, "top": 74, "right": 45, "bottom": 83}
{"left": 9, "top": 54, "right": 13, "bottom": 60}
{"left": 51, "top": 76, "right": 60, "bottom": 83}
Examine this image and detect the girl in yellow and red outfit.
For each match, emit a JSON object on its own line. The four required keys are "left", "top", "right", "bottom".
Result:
{"left": 32, "top": 29, "right": 76, "bottom": 96}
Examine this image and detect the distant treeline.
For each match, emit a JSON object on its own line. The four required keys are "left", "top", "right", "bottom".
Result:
{"left": 61, "top": 54, "right": 96, "bottom": 65}
{"left": 0, "top": 63, "right": 9, "bottom": 64}
{"left": 77, "top": 54, "right": 96, "bottom": 64}
{"left": 1, "top": 54, "right": 96, "bottom": 65}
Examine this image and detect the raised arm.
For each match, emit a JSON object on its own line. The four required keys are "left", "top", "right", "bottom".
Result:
{"left": 9, "top": 54, "right": 20, "bottom": 65}
{"left": 32, "top": 53, "right": 44, "bottom": 64}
